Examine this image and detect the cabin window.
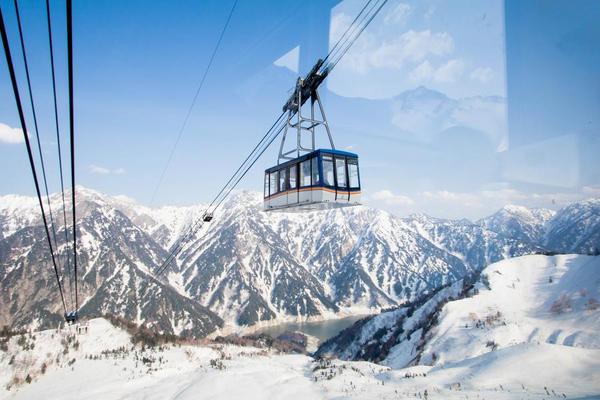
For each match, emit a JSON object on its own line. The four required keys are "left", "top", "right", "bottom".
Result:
{"left": 335, "top": 157, "right": 347, "bottom": 188}
{"left": 289, "top": 164, "right": 297, "bottom": 189}
{"left": 311, "top": 157, "right": 320, "bottom": 186}
{"left": 348, "top": 159, "right": 360, "bottom": 189}
{"left": 264, "top": 173, "right": 269, "bottom": 198}
{"left": 269, "top": 171, "right": 277, "bottom": 195}
{"left": 279, "top": 168, "right": 288, "bottom": 192}
{"left": 300, "top": 159, "right": 311, "bottom": 187}
{"left": 322, "top": 155, "right": 335, "bottom": 186}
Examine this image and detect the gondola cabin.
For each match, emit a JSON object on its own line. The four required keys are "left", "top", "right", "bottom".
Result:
{"left": 64, "top": 311, "right": 78, "bottom": 324}
{"left": 264, "top": 149, "right": 361, "bottom": 211}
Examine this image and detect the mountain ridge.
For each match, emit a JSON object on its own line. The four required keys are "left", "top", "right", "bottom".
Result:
{"left": 1, "top": 187, "right": 598, "bottom": 336}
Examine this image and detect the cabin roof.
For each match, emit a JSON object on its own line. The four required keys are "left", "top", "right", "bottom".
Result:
{"left": 265, "top": 149, "right": 358, "bottom": 173}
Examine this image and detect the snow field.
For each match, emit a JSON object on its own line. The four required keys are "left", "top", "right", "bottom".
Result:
{"left": 2, "top": 255, "right": 599, "bottom": 399}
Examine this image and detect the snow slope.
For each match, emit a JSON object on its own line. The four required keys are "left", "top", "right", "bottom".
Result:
{"left": 316, "top": 254, "right": 600, "bottom": 398}
{"left": 0, "top": 318, "right": 320, "bottom": 400}
{"left": 418, "top": 254, "right": 600, "bottom": 366}
{"left": 2, "top": 309, "right": 599, "bottom": 399}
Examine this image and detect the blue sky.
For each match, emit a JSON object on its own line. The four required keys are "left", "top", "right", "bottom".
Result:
{"left": 1, "top": 0, "right": 598, "bottom": 219}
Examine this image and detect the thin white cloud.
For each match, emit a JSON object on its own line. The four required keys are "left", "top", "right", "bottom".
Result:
{"left": 89, "top": 164, "right": 125, "bottom": 175}
{"left": 370, "top": 189, "right": 414, "bottom": 206}
{"left": 410, "top": 59, "right": 465, "bottom": 84}
{"left": 330, "top": 12, "right": 353, "bottom": 46}
{"left": 433, "top": 59, "right": 465, "bottom": 83}
{"left": 470, "top": 67, "right": 493, "bottom": 83}
{"left": 327, "top": 1, "right": 506, "bottom": 99}
{"left": 113, "top": 194, "right": 136, "bottom": 203}
{"left": 409, "top": 60, "right": 434, "bottom": 82}
{"left": 334, "top": 23, "right": 454, "bottom": 73}
{"left": 417, "top": 188, "right": 590, "bottom": 218}
{"left": 384, "top": 3, "right": 411, "bottom": 25}
{"left": 582, "top": 186, "right": 600, "bottom": 197}
{"left": 367, "top": 187, "right": 596, "bottom": 219}
{"left": 421, "top": 189, "right": 493, "bottom": 209}
{"left": 0, "top": 123, "right": 24, "bottom": 144}
{"left": 385, "top": 30, "right": 453, "bottom": 66}
{"left": 89, "top": 165, "right": 110, "bottom": 174}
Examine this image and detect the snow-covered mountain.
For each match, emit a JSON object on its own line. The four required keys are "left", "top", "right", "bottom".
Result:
{"left": 316, "top": 254, "right": 600, "bottom": 382}
{"left": 408, "top": 212, "right": 542, "bottom": 270}
{"left": 478, "top": 204, "right": 555, "bottom": 245}
{"left": 0, "top": 189, "right": 222, "bottom": 337}
{"left": 478, "top": 199, "right": 600, "bottom": 254}
{"left": 0, "top": 188, "right": 598, "bottom": 336}
{"left": 544, "top": 199, "right": 600, "bottom": 254}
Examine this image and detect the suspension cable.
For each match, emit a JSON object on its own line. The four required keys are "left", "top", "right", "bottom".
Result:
{"left": 207, "top": 112, "right": 286, "bottom": 212}
{"left": 156, "top": 115, "right": 288, "bottom": 275}
{"left": 150, "top": 0, "right": 239, "bottom": 205}
{"left": 325, "top": 0, "right": 388, "bottom": 72}
{"left": 66, "top": 0, "right": 79, "bottom": 314}
{"left": 212, "top": 119, "right": 286, "bottom": 212}
{"left": 322, "top": 0, "right": 374, "bottom": 66}
{"left": 0, "top": 6, "right": 68, "bottom": 315}
{"left": 154, "top": 111, "right": 287, "bottom": 275}
{"left": 13, "top": 0, "right": 69, "bottom": 309}
{"left": 45, "top": 0, "right": 74, "bottom": 311}
{"left": 324, "top": 0, "right": 382, "bottom": 69}
{"left": 154, "top": 113, "right": 287, "bottom": 276}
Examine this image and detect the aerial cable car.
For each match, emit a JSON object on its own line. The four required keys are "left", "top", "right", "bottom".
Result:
{"left": 64, "top": 310, "right": 78, "bottom": 324}
{"left": 264, "top": 59, "right": 361, "bottom": 211}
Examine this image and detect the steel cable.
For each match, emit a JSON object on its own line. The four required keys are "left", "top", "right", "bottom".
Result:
{"left": 46, "top": 0, "right": 75, "bottom": 311}
{"left": 150, "top": 0, "right": 239, "bottom": 206}
{"left": 0, "top": 5, "right": 68, "bottom": 315}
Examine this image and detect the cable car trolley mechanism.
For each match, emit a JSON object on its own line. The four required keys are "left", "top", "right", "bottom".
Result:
{"left": 264, "top": 59, "right": 361, "bottom": 211}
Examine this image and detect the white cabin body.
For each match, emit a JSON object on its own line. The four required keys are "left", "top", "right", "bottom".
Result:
{"left": 264, "top": 149, "right": 361, "bottom": 211}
